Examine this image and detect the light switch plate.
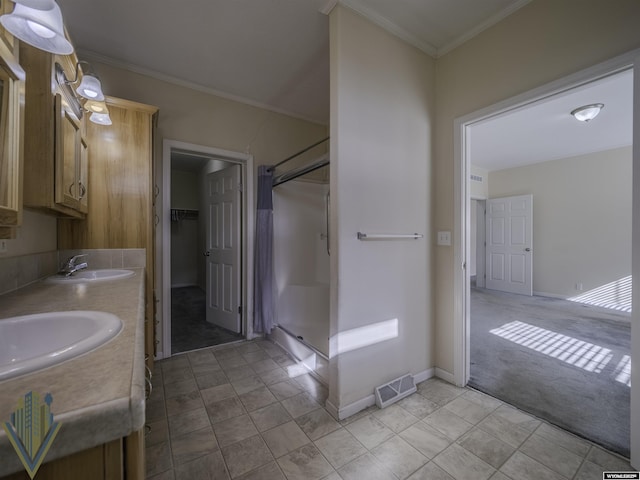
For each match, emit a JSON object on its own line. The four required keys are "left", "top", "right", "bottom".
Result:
{"left": 437, "top": 231, "right": 451, "bottom": 246}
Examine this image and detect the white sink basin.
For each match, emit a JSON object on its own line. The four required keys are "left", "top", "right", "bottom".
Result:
{"left": 0, "top": 311, "right": 123, "bottom": 381}
{"left": 46, "top": 269, "right": 135, "bottom": 284}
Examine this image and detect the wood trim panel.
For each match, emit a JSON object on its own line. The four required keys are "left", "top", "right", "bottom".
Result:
{"left": 123, "top": 429, "right": 145, "bottom": 480}
{"left": 0, "top": 439, "right": 123, "bottom": 480}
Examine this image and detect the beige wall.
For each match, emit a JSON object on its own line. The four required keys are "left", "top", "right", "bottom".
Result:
{"left": 489, "top": 146, "right": 632, "bottom": 297}
{"left": 0, "top": 210, "right": 57, "bottom": 259}
{"left": 90, "top": 60, "right": 328, "bottom": 172}
{"left": 434, "top": 0, "right": 640, "bottom": 374}
{"left": 329, "top": 6, "right": 435, "bottom": 413}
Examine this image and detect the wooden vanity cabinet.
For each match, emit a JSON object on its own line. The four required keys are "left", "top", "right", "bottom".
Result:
{"left": 0, "top": 429, "right": 144, "bottom": 480}
{"left": 0, "top": 16, "right": 25, "bottom": 238}
{"left": 20, "top": 44, "right": 88, "bottom": 218}
{"left": 58, "top": 96, "right": 158, "bottom": 372}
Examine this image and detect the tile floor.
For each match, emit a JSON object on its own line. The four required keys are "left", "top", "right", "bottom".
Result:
{"left": 145, "top": 339, "right": 635, "bottom": 480}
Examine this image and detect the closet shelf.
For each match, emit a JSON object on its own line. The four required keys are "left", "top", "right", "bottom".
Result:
{"left": 171, "top": 209, "right": 199, "bottom": 221}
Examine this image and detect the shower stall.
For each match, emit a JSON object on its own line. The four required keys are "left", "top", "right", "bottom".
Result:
{"left": 267, "top": 139, "right": 330, "bottom": 383}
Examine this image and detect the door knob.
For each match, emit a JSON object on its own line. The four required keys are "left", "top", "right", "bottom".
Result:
{"left": 525, "top": 248, "right": 531, "bottom": 252}
{"left": 203, "top": 251, "right": 211, "bottom": 256}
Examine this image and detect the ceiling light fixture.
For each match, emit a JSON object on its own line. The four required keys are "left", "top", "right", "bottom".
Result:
{"left": 571, "top": 103, "right": 604, "bottom": 122}
{"left": 0, "top": 0, "right": 73, "bottom": 55}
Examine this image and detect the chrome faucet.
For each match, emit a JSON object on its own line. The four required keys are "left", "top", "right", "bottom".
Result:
{"left": 58, "top": 254, "right": 88, "bottom": 276}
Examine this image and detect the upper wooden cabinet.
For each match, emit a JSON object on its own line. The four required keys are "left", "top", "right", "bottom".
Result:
{"left": 0, "top": 11, "right": 25, "bottom": 238}
{"left": 20, "top": 43, "right": 87, "bottom": 218}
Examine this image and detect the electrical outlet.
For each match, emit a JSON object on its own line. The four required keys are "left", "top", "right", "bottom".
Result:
{"left": 0, "top": 240, "right": 7, "bottom": 253}
{"left": 575, "top": 282, "right": 583, "bottom": 291}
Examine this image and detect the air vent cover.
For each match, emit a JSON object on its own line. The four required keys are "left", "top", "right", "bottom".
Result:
{"left": 470, "top": 174, "right": 483, "bottom": 182}
{"left": 374, "top": 373, "right": 416, "bottom": 409}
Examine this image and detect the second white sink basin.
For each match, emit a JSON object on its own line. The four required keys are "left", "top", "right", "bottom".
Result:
{"left": 46, "top": 269, "right": 135, "bottom": 284}
{"left": 0, "top": 311, "right": 123, "bottom": 382}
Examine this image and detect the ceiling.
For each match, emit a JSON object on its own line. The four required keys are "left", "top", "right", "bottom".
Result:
{"left": 55, "top": 0, "right": 532, "bottom": 125}
{"left": 55, "top": 0, "right": 632, "bottom": 170}
{"left": 470, "top": 69, "right": 633, "bottom": 172}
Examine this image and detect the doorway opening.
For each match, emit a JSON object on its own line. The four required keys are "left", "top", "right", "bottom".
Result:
{"left": 160, "top": 140, "right": 254, "bottom": 358}
{"left": 454, "top": 52, "right": 638, "bottom": 462}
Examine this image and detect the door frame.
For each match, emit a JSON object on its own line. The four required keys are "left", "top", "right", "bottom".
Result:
{"left": 453, "top": 49, "right": 640, "bottom": 466}
{"left": 159, "top": 139, "right": 255, "bottom": 359}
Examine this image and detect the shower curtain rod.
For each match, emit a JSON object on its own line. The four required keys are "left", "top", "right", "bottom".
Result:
{"left": 267, "top": 136, "right": 329, "bottom": 172}
{"left": 272, "top": 154, "right": 329, "bottom": 187}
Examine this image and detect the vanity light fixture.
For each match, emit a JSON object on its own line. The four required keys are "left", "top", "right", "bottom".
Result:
{"left": 0, "top": 0, "right": 73, "bottom": 55}
{"left": 84, "top": 99, "right": 108, "bottom": 114}
{"left": 55, "top": 62, "right": 112, "bottom": 126}
{"left": 67, "top": 61, "right": 105, "bottom": 101}
{"left": 89, "top": 112, "right": 112, "bottom": 126}
{"left": 571, "top": 103, "right": 604, "bottom": 122}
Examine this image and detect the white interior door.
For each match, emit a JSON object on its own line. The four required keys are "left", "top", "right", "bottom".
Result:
{"left": 485, "top": 194, "right": 533, "bottom": 295}
{"left": 205, "top": 164, "right": 242, "bottom": 333}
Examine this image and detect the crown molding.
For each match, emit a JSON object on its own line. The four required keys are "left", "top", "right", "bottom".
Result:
{"left": 338, "top": 0, "right": 532, "bottom": 58}
{"left": 339, "top": 0, "right": 438, "bottom": 57}
{"left": 319, "top": 0, "right": 338, "bottom": 15}
{"left": 437, "top": 0, "right": 533, "bottom": 56}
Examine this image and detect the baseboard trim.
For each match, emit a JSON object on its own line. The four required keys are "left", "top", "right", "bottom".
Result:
{"left": 414, "top": 368, "right": 435, "bottom": 384}
{"left": 533, "top": 290, "right": 568, "bottom": 299}
{"left": 328, "top": 368, "right": 436, "bottom": 420}
{"left": 325, "top": 399, "right": 339, "bottom": 420}
{"left": 435, "top": 367, "right": 456, "bottom": 384}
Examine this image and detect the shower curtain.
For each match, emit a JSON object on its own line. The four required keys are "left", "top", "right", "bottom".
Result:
{"left": 253, "top": 165, "right": 275, "bottom": 333}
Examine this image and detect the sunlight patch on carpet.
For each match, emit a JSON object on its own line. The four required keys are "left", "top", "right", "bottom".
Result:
{"left": 568, "top": 275, "right": 632, "bottom": 313}
{"left": 613, "top": 355, "right": 631, "bottom": 387}
{"left": 490, "top": 320, "right": 615, "bottom": 375}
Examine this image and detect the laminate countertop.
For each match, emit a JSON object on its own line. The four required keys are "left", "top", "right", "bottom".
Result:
{"left": 0, "top": 269, "right": 146, "bottom": 477}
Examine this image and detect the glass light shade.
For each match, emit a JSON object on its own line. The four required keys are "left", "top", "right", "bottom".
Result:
{"left": 14, "top": 0, "right": 56, "bottom": 9}
{"left": 571, "top": 103, "right": 604, "bottom": 122}
{"left": 0, "top": 1, "right": 73, "bottom": 55}
{"left": 90, "top": 112, "right": 112, "bottom": 125}
{"left": 84, "top": 99, "right": 108, "bottom": 113}
{"left": 76, "top": 74, "right": 104, "bottom": 101}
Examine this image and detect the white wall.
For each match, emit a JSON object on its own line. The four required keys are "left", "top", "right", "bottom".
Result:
{"left": 488, "top": 147, "right": 631, "bottom": 298}
{"left": 170, "top": 169, "right": 199, "bottom": 287}
{"left": 434, "top": 0, "right": 640, "bottom": 375}
{"left": 329, "top": 6, "right": 435, "bottom": 414}
{"left": 470, "top": 164, "right": 489, "bottom": 199}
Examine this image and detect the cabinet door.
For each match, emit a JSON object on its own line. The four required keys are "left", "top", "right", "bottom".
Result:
{"left": 55, "top": 95, "right": 81, "bottom": 211}
{"left": 0, "top": 60, "right": 22, "bottom": 232}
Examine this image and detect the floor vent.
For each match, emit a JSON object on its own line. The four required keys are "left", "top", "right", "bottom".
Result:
{"left": 375, "top": 373, "right": 416, "bottom": 409}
